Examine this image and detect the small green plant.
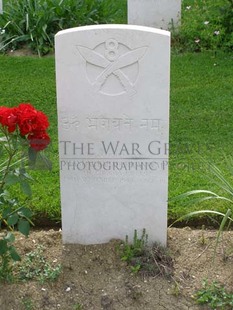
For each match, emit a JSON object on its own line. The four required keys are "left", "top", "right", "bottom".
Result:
{"left": 18, "top": 245, "right": 61, "bottom": 283}
{"left": 121, "top": 229, "right": 148, "bottom": 273}
{"left": 22, "top": 297, "right": 34, "bottom": 310}
{"left": 73, "top": 304, "right": 83, "bottom": 310}
{"left": 196, "top": 280, "right": 233, "bottom": 309}
{"left": 171, "top": 280, "right": 181, "bottom": 297}
{"left": 121, "top": 229, "right": 174, "bottom": 277}
{"left": 199, "top": 225, "right": 207, "bottom": 245}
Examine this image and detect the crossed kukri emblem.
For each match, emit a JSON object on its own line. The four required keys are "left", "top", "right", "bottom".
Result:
{"left": 77, "top": 39, "right": 147, "bottom": 96}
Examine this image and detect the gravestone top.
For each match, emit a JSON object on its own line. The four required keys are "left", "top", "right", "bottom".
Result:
{"left": 55, "top": 25, "right": 170, "bottom": 246}
{"left": 55, "top": 24, "right": 169, "bottom": 37}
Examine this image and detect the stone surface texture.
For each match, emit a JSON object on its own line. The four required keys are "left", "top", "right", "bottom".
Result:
{"left": 55, "top": 25, "right": 170, "bottom": 245}
{"left": 128, "top": 0, "right": 181, "bottom": 30}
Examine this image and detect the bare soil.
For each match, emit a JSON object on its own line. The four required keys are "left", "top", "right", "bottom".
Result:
{"left": 0, "top": 228, "right": 232, "bottom": 310}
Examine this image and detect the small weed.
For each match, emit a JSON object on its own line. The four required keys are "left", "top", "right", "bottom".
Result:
{"left": 130, "top": 264, "right": 141, "bottom": 274}
{"left": 222, "top": 244, "right": 233, "bottom": 262}
{"left": 17, "top": 245, "right": 61, "bottom": 283}
{"left": 73, "top": 303, "right": 83, "bottom": 310}
{"left": 171, "top": 280, "right": 181, "bottom": 297}
{"left": 121, "top": 229, "right": 174, "bottom": 278}
{"left": 199, "top": 225, "right": 207, "bottom": 245}
{"left": 121, "top": 229, "right": 148, "bottom": 272}
{"left": 22, "top": 297, "right": 34, "bottom": 310}
{"left": 196, "top": 280, "right": 233, "bottom": 309}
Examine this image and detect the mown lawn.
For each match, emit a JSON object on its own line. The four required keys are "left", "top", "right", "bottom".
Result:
{"left": 0, "top": 50, "right": 232, "bottom": 222}
{"left": 170, "top": 51, "right": 233, "bottom": 218}
{"left": 0, "top": 55, "right": 60, "bottom": 221}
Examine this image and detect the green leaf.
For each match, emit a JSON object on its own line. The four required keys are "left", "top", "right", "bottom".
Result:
{"left": 5, "top": 173, "right": 20, "bottom": 186}
{"left": 20, "top": 180, "right": 32, "bottom": 197}
{"left": 0, "top": 239, "right": 8, "bottom": 255}
{"left": 2, "top": 207, "right": 12, "bottom": 219}
{"left": 5, "top": 232, "right": 15, "bottom": 243}
{"left": 7, "top": 214, "right": 19, "bottom": 226}
{"left": 18, "top": 207, "right": 32, "bottom": 219}
{"left": 213, "top": 209, "right": 232, "bottom": 263}
{"left": 9, "top": 246, "right": 21, "bottom": 261}
{"left": 170, "top": 210, "right": 233, "bottom": 228}
{"left": 18, "top": 219, "right": 30, "bottom": 237}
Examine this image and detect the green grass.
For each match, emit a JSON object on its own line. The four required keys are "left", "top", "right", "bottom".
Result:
{"left": 0, "top": 51, "right": 232, "bottom": 222}
{"left": 169, "top": 51, "right": 233, "bottom": 218}
{"left": 0, "top": 55, "right": 60, "bottom": 221}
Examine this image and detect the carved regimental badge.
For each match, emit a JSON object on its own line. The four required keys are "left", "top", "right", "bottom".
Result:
{"left": 77, "top": 39, "right": 147, "bottom": 96}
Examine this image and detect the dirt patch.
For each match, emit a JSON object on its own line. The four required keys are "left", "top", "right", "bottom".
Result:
{"left": 6, "top": 47, "right": 36, "bottom": 57}
{"left": 0, "top": 228, "right": 232, "bottom": 310}
{"left": 5, "top": 47, "right": 54, "bottom": 57}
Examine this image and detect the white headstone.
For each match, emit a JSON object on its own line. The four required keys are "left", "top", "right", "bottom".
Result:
{"left": 128, "top": 0, "right": 181, "bottom": 30}
{"left": 55, "top": 25, "right": 170, "bottom": 246}
{"left": 0, "top": 0, "right": 2, "bottom": 14}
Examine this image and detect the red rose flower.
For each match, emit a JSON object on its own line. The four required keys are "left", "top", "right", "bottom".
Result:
{"left": 35, "top": 111, "right": 50, "bottom": 131}
{"left": 17, "top": 103, "right": 49, "bottom": 136}
{"left": 28, "top": 131, "right": 50, "bottom": 151}
{"left": 0, "top": 106, "right": 18, "bottom": 133}
{"left": 0, "top": 103, "right": 50, "bottom": 151}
